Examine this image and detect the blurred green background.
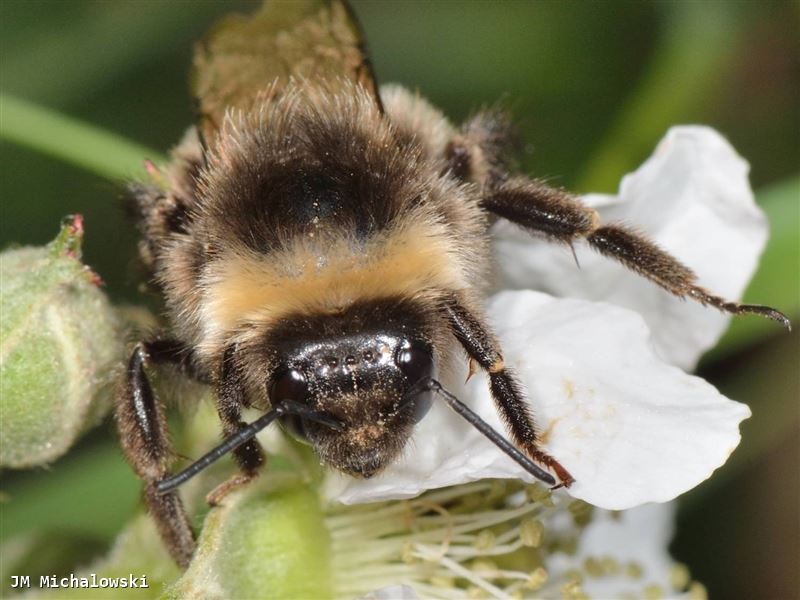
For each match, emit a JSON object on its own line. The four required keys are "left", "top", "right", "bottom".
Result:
{"left": 1, "top": 1, "right": 798, "bottom": 598}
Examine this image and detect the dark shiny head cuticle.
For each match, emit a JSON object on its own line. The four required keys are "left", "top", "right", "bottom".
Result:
{"left": 267, "top": 329, "right": 436, "bottom": 477}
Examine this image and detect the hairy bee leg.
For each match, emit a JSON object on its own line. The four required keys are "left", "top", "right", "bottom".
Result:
{"left": 206, "top": 346, "right": 266, "bottom": 506}
{"left": 144, "top": 338, "right": 212, "bottom": 383}
{"left": 444, "top": 298, "right": 575, "bottom": 487}
{"left": 216, "top": 346, "right": 266, "bottom": 474}
{"left": 444, "top": 109, "right": 515, "bottom": 184}
{"left": 483, "top": 177, "right": 791, "bottom": 330}
{"left": 205, "top": 474, "right": 254, "bottom": 507}
{"left": 115, "top": 341, "right": 196, "bottom": 568}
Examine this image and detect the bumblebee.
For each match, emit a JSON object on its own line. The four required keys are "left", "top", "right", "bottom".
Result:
{"left": 116, "top": 0, "right": 789, "bottom": 567}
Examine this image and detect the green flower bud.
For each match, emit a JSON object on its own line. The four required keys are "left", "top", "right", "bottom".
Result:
{"left": 1, "top": 216, "right": 123, "bottom": 468}
{"left": 164, "top": 475, "right": 332, "bottom": 600}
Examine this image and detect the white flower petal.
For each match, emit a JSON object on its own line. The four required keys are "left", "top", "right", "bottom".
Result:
{"left": 325, "top": 291, "right": 750, "bottom": 510}
{"left": 492, "top": 126, "right": 768, "bottom": 370}
{"left": 548, "top": 503, "right": 678, "bottom": 598}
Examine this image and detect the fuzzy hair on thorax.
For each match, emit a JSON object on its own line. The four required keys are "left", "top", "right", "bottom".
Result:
{"left": 133, "top": 81, "right": 493, "bottom": 387}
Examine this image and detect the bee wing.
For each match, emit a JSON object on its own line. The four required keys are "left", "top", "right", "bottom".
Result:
{"left": 192, "top": 0, "right": 381, "bottom": 141}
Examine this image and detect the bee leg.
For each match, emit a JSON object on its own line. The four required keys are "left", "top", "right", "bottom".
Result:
{"left": 482, "top": 177, "right": 791, "bottom": 330}
{"left": 206, "top": 345, "right": 266, "bottom": 506}
{"left": 443, "top": 298, "right": 575, "bottom": 487}
{"left": 444, "top": 108, "right": 514, "bottom": 185}
{"left": 115, "top": 341, "right": 196, "bottom": 568}
{"left": 144, "top": 338, "right": 211, "bottom": 383}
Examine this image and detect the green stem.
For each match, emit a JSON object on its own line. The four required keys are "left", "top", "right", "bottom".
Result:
{"left": 0, "top": 93, "right": 163, "bottom": 180}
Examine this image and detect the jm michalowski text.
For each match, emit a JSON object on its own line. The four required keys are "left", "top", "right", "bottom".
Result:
{"left": 10, "top": 574, "right": 149, "bottom": 589}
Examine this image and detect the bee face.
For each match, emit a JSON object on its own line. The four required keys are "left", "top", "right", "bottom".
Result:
{"left": 271, "top": 331, "right": 435, "bottom": 477}
{"left": 263, "top": 299, "right": 438, "bottom": 478}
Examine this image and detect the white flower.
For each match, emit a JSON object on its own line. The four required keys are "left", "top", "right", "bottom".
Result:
{"left": 325, "top": 126, "right": 763, "bottom": 511}
{"left": 492, "top": 126, "right": 767, "bottom": 371}
{"left": 551, "top": 503, "right": 706, "bottom": 600}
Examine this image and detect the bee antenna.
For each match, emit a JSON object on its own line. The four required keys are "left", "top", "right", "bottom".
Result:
{"left": 155, "top": 401, "right": 341, "bottom": 495}
{"left": 409, "top": 378, "right": 557, "bottom": 486}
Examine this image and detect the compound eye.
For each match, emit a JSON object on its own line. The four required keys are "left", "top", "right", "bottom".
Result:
{"left": 269, "top": 368, "right": 308, "bottom": 403}
{"left": 396, "top": 343, "right": 435, "bottom": 424}
{"left": 270, "top": 369, "right": 310, "bottom": 444}
{"left": 396, "top": 343, "right": 434, "bottom": 386}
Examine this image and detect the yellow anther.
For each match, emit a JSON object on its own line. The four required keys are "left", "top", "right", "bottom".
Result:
{"left": 688, "top": 581, "right": 708, "bottom": 600}
{"left": 525, "top": 567, "right": 548, "bottom": 590}
{"left": 643, "top": 583, "right": 664, "bottom": 599}
{"left": 474, "top": 529, "right": 496, "bottom": 551}
{"left": 583, "top": 556, "right": 603, "bottom": 578}
{"left": 600, "top": 556, "right": 621, "bottom": 576}
{"left": 625, "top": 561, "right": 643, "bottom": 579}
{"left": 670, "top": 563, "right": 691, "bottom": 590}
{"left": 520, "top": 518, "right": 545, "bottom": 547}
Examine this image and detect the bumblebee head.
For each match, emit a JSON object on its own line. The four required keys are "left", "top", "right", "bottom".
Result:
{"left": 267, "top": 303, "right": 436, "bottom": 477}
{"left": 270, "top": 325, "right": 436, "bottom": 478}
